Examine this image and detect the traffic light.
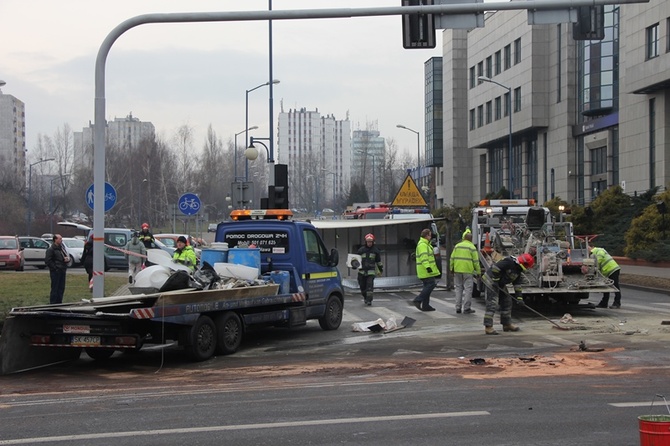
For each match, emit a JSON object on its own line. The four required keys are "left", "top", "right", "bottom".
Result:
{"left": 573, "top": 6, "right": 604, "bottom": 41}
{"left": 269, "top": 186, "right": 289, "bottom": 210}
{"left": 402, "top": 0, "right": 436, "bottom": 49}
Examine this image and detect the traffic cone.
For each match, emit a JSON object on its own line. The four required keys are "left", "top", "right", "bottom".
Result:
{"left": 483, "top": 232, "right": 492, "bottom": 254}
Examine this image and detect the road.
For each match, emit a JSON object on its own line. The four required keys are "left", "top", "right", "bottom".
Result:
{"left": 1, "top": 284, "right": 669, "bottom": 445}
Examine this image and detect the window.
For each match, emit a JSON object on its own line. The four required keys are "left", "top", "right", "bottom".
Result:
{"left": 477, "top": 61, "right": 483, "bottom": 81}
{"left": 513, "top": 87, "right": 521, "bottom": 112}
{"left": 494, "top": 50, "right": 501, "bottom": 75}
{"left": 514, "top": 38, "right": 521, "bottom": 64}
{"left": 494, "top": 96, "right": 502, "bottom": 120}
{"left": 647, "top": 23, "right": 659, "bottom": 59}
{"left": 590, "top": 146, "right": 607, "bottom": 175}
{"left": 504, "top": 92, "right": 511, "bottom": 117}
{"left": 486, "top": 101, "right": 492, "bottom": 124}
{"left": 668, "top": 18, "right": 670, "bottom": 52}
{"left": 504, "top": 44, "right": 511, "bottom": 70}
{"left": 469, "top": 66, "right": 476, "bottom": 89}
{"left": 469, "top": 109, "right": 476, "bottom": 130}
{"left": 485, "top": 56, "right": 492, "bottom": 78}
{"left": 477, "top": 105, "right": 484, "bottom": 128}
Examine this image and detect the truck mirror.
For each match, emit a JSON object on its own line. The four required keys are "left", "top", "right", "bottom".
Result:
{"left": 329, "top": 248, "right": 339, "bottom": 267}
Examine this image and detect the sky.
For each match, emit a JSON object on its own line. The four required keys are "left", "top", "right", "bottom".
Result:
{"left": 0, "top": 0, "right": 443, "bottom": 163}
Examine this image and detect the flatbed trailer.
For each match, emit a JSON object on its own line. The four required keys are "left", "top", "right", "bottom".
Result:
{"left": 0, "top": 275, "right": 342, "bottom": 374}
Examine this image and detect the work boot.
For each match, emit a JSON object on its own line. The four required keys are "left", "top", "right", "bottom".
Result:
{"left": 485, "top": 326, "right": 498, "bottom": 335}
{"left": 128, "top": 276, "right": 133, "bottom": 284}
{"left": 596, "top": 300, "right": 608, "bottom": 308}
{"left": 503, "top": 324, "right": 520, "bottom": 332}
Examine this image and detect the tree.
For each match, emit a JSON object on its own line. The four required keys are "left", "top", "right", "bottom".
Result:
{"left": 624, "top": 189, "right": 670, "bottom": 261}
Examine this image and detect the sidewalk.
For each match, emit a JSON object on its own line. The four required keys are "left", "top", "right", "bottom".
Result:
{"left": 615, "top": 257, "right": 670, "bottom": 280}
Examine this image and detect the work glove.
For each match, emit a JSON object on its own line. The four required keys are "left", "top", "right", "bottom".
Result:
{"left": 515, "top": 296, "right": 525, "bottom": 306}
{"left": 426, "top": 267, "right": 433, "bottom": 274}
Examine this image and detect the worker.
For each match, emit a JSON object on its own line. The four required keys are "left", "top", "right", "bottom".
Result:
{"left": 590, "top": 246, "right": 622, "bottom": 309}
{"left": 450, "top": 232, "right": 479, "bottom": 314}
{"left": 172, "top": 235, "right": 198, "bottom": 271}
{"left": 356, "top": 233, "right": 383, "bottom": 306}
{"left": 412, "top": 228, "right": 441, "bottom": 311}
{"left": 481, "top": 253, "right": 535, "bottom": 335}
{"left": 138, "top": 223, "right": 155, "bottom": 249}
{"left": 461, "top": 227, "right": 472, "bottom": 240}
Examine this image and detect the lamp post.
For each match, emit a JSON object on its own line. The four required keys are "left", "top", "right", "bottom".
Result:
{"left": 245, "top": 80, "right": 280, "bottom": 171}
{"left": 49, "top": 174, "right": 71, "bottom": 234}
{"left": 138, "top": 178, "right": 148, "bottom": 226}
{"left": 235, "top": 126, "right": 258, "bottom": 184}
{"left": 396, "top": 124, "right": 421, "bottom": 182}
{"left": 27, "top": 158, "right": 54, "bottom": 235}
{"left": 322, "top": 170, "right": 337, "bottom": 208}
{"left": 558, "top": 205, "right": 565, "bottom": 223}
{"left": 478, "top": 76, "right": 513, "bottom": 197}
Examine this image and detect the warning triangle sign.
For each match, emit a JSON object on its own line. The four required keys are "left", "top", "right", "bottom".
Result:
{"left": 391, "top": 174, "right": 427, "bottom": 207}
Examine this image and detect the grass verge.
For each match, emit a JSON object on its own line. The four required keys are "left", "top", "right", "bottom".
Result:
{"left": 0, "top": 272, "right": 127, "bottom": 324}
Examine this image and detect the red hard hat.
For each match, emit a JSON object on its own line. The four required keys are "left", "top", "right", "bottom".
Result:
{"left": 141, "top": 223, "right": 149, "bottom": 229}
{"left": 517, "top": 253, "right": 535, "bottom": 269}
{"left": 364, "top": 233, "right": 375, "bottom": 241}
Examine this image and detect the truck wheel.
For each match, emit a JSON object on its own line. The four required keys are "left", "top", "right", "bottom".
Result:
{"left": 318, "top": 295, "right": 343, "bottom": 330}
{"left": 214, "top": 312, "right": 243, "bottom": 355}
{"left": 85, "top": 348, "right": 115, "bottom": 360}
{"left": 185, "top": 315, "right": 217, "bottom": 361}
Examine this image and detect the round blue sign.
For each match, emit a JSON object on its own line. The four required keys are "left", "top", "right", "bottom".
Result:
{"left": 86, "top": 182, "right": 117, "bottom": 212}
{"left": 178, "top": 193, "right": 201, "bottom": 216}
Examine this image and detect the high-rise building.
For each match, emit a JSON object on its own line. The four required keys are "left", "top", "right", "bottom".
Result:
{"left": 351, "top": 129, "right": 386, "bottom": 202}
{"left": 436, "top": 1, "right": 670, "bottom": 207}
{"left": 73, "top": 113, "right": 155, "bottom": 168}
{"left": 0, "top": 84, "right": 26, "bottom": 186}
{"left": 277, "top": 107, "right": 351, "bottom": 211}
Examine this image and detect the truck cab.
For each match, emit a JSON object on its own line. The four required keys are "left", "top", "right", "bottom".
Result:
{"left": 216, "top": 209, "right": 344, "bottom": 329}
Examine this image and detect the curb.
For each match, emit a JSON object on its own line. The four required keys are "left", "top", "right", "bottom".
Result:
{"left": 612, "top": 256, "right": 670, "bottom": 268}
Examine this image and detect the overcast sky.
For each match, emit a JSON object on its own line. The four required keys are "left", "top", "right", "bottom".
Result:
{"left": 0, "top": 0, "right": 443, "bottom": 163}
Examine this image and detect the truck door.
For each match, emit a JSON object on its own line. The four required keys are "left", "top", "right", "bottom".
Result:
{"left": 301, "top": 228, "right": 339, "bottom": 312}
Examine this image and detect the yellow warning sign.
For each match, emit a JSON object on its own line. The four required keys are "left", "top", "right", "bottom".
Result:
{"left": 391, "top": 175, "right": 427, "bottom": 207}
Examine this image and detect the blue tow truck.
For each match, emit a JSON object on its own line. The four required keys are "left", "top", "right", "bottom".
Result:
{"left": 0, "top": 209, "right": 344, "bottom": 374}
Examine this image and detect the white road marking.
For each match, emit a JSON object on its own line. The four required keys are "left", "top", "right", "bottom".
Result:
{"left": 0, "top": 411, "right": 490, "bottom": 445}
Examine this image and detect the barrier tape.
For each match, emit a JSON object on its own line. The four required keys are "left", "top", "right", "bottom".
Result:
{"left": 104, "top": 243, "right": 148, "bottom": 259}
{"left": 89, "top": 270, "right": 104, "bottom": 289}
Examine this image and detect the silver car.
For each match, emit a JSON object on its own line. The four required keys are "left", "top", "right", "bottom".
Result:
{"left": 18, "top": 236, "right": 50, "bottom": 269}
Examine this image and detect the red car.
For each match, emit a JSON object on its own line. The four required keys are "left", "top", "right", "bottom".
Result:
{"left": 0, "top": 236, "right": 25, "bottom": 271}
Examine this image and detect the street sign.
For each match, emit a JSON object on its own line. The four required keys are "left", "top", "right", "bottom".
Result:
{"left": 85, "top": 182, "right": 117, "bottom": 212}
{"left": 391, "top": 174, "right": 428, "bottom": 207}
{"left": 178, "top": 193, "right": 201, "bottom": 216}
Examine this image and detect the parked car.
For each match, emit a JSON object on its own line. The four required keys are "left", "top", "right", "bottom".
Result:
{"left": 61, "top": 237, "right": 85, "bottom": 267}
{"left": 154, "top": 233, "right": 201, "bottom": 258}
{"left": 18, "top": 236, "right": 50, "bottom": 269}
{"left": 0, "top": 236, "right": 25, "bottom": 271}
{"left": 207, "top": 223, "right": 218, "bottom": 233}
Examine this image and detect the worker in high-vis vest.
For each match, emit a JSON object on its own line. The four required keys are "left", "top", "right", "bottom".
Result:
{"left": 590, "top": 246, "right": 622, "bottom": 309}
{"left": 450, "top": 232, "right": 479, "bottom": 314}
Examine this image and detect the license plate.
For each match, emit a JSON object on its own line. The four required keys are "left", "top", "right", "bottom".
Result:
{"left": 71, "top": 335, "right": 100, "bottom": 346}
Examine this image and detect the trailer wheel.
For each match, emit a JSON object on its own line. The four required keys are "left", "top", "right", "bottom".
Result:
{"left": 85, "top": 348, "right": 115, "bottom": 361}
{"left": 214, "top": 312, "right": 243, "bottom": 355}
{"left": 318, "top": 295, "right": 343, "bottom": 330}
{"left": 185, "top": 315, "right": 217, "bottom": 361}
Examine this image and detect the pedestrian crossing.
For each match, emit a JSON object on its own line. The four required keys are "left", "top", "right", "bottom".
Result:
{"left": 343, "top": 290, "right": 461, "bottom": 323}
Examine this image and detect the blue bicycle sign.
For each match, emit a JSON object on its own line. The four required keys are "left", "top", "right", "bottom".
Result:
{"left": 178, "top": 193, "right": 201, "bottom": 216}
{"left": 85, "top": 182, "right": 117, "bottom": 212}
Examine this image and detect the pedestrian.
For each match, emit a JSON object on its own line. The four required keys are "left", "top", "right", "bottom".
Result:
{"left": 481, "top": 253, "right": 534, "bottom": 335}
{"left": 138, "top": 222, "right": 155, "bottom": 249}
{"left": 590, "top": 246, "right": 622, "bottom": 309}
{"left": 450, "top": 232, "right": 479, "bottom": 314}
{"left": 172, "top": 235, "right": 197, "bottom": 271}
{"left": 412, "top": 228, "right": 441, "bottom": 311}
{"left": 45, "top": 234, "right": 70, "bottom": 304}
{"left": 81, "top": 234, "right": 94, "bottom": 290}
{"left": 125, "top": 231, "right": 147, "bottom": 284}
{"left": 356, "top": 233, "right": 383, "bottom": 306}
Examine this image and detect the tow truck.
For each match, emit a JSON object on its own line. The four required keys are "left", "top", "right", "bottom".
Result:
{"left": 471, "top": 199, "right": 618, "bottom": 305}
{"left": 0, "top": 209, "right": 344, "bottom": 374}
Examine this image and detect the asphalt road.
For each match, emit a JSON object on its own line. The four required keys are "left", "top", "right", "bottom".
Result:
{"left": 1, "top": 284, "right": 669, "bottom": 445}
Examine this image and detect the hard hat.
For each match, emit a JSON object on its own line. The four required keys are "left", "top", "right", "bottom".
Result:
{"left": 364, "top": 233, "right": 375, "bottom": 241}
{"left": 517, "top": 253, "right": 535, "bottom": 269}
{"left": 141, "top": 223, "right": 149, "bottom": 229}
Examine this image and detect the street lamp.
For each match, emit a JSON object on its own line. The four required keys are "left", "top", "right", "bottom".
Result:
{"left": 322, "top": 169, "right": 337, "bottom": 208}
{"left": 396, "top": 124, "right": 421, "bottom": 181}
{"left": 49, "top": 174, "right": 71, "bottom": 234}
{"left": 139, "top": 178, "right": 148, "bottom": 226}
{"left": 27, "top": 158, "right": 54, "bottom": 235}
{"left": 478, "top": 76, "right": 513, "bottom": 197}
{"left": 245, "top": 79, "right": 280, "bottom": 165}
{"left": 558, "top": 205, "right": 565, "bottom": 223}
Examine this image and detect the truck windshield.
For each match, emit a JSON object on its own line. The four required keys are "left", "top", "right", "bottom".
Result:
{"left": 303, "top": 229, "right": 329, "bottom": 265}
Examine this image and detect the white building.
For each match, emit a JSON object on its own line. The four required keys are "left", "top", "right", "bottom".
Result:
{"left": 0, "top": 85, "right": 26, "bottom": 186}
{"left": 351, "top": 129, "right": 386, "bottom": 202}
{"left": 277, "top": 107, "right": 351, "bottom": 211}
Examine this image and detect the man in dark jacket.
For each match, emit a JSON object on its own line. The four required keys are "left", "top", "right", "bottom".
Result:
{"left": 356, "top": 233, "right": 383, "bottom": 306}
{"left": 81, "top": 235, "right": 94, "bottom": 290}
{"left": 45, "top": 234, "right": 70, "bottom": 304}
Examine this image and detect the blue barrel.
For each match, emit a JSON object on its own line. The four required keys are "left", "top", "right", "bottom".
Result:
{"left": 228, "top": 248, "right": 261, "bottom": 274}
{"left": 270, "top": 270, "right": 291, "bottom": 294}
{"left": 200, "top": 248, "right": 228, "bottom": 267}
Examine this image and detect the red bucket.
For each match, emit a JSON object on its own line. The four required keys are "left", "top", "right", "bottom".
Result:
{"left": 639, "top": 415, "right": 670, "bottom": 446}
